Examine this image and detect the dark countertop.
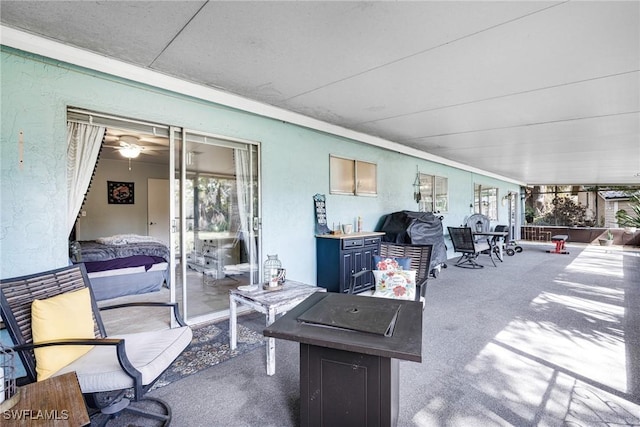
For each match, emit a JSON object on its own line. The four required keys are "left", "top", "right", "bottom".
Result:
{"left": 264, "top": 292, "right": 423, "bottom": 362}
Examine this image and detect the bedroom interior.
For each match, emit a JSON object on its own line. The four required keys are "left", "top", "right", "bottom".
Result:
{"left": 69, "top": 108, "right": 261, "bottom": 326}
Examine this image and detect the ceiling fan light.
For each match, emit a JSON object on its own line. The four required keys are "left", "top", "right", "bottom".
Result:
{"left": 120, "top": 145, "right": 141, "bottom": 158}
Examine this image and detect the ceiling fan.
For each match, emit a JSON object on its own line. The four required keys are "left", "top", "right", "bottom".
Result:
{"left": 103, "top": 135, "right": 169, "bottom": 158}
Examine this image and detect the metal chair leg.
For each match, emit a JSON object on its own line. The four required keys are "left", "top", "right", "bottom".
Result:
{"left": 454, "top": 253, "right": 484, "bottom": 269}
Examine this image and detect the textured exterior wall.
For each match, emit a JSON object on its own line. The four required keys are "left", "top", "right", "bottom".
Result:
{"left": 1, "top": 47, "right": 520, "bottom": 281}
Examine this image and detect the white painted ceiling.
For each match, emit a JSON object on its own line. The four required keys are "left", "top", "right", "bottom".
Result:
{"left": 1, "top": 1, "right": 639, "bottom": 185}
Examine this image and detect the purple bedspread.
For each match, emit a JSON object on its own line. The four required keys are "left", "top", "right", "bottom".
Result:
{"left": 83, "top": 255, "right": 166, "bottom": 273}
{"left": 78, "top": 240, "right": 170, "bottom": 263}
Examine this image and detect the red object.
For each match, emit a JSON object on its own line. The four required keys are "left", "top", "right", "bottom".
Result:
{"left": 548, "top": 235, "right": 569, "bottom": 254}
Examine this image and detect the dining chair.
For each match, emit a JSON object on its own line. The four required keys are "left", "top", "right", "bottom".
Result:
{"left": 447, "top": 226, "right": 496, "bottom": 268}
{"left": 348, "top": 243, "right": 433, "bottom": 306}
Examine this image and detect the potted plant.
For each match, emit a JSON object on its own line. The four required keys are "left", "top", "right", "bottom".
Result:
{"left": 598, "top": 229, "right": 614, "bottom": 246}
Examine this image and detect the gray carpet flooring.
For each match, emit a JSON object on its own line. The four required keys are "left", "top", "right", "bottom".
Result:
{"left": 112, "top": 242, "right": 640, "bottom": 426}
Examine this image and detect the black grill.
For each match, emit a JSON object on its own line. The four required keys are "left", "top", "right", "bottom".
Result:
{"left": 376, "top": 211, "right": 448, "bottom": 277}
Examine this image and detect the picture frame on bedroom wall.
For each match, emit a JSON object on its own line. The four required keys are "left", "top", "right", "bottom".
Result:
{"left": 107, "top": 181, "right": 135, "bottom": 204}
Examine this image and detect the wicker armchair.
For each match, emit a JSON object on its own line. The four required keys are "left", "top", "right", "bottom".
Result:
{"left": 0, "top": 264, "right": 192, "bottom": 426}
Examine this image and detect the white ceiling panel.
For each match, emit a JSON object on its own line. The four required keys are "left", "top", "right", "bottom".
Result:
{"left": 414, "top": 113, "right": 639, "bottom": 156}
{"left": 0, "top": 1, "right": 206, "bottom": 66}
{"left": 1, "top": 0, "right": 638, "bottom": 185}
{"left": 151, "top": 1, "right": 556, "bottom": 103}
{"left": 359, "top": 72, "right": 639, "bottom": 142}
{"left": 285, "top": 1, "right": 639, "bottom": 126}
{"left": 413, "top": 113, "right": 640, "bottom": 184}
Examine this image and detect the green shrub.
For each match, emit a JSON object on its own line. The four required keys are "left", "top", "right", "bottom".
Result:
{"left": 540, "top": 197, "right": 587, "bottom": 226}
{"left": 615, "top": 194, "right": 640, "bottom": 227}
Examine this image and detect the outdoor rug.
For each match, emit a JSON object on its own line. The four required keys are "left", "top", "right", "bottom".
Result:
{"left": 150, "top": 314, "right": 265, "bottom": 390}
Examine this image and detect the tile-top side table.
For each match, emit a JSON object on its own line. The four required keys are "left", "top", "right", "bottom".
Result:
{"left": 229, "top": 280, "right": 326, "bottom": 376}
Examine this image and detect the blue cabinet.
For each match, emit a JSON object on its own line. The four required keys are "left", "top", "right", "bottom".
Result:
{"left": 316, "top": 233, "right": 383, "bottom": 293}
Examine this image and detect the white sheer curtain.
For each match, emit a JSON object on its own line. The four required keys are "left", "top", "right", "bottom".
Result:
{"left": 67, "top": 121, "right": 105, "bottom": 236}
{"left": 234, "top": 147, "right": 257, "bottom": 276}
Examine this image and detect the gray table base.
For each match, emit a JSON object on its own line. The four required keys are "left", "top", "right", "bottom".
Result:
{"left": 300, "top": 343, "right": 400, "bottom": 427}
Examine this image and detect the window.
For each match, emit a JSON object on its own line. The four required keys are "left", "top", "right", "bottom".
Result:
{"left": 329, "top": 155, "right": 377, "bottom": 196}
{"left": 474, "top": 184, "right": 498, "bottom": 220}
{"left": 418, "top": 173, "right": 448, "bottom": 213}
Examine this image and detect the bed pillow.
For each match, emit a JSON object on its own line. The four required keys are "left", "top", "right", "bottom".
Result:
{"left": 32, "top": 287, "right": 95, "bottom": 381}
{"left": 372, "top": 255, "right": 412, "bottom": 271}
{"left": 372, "top": 269, "right": 417, "bottom": 300}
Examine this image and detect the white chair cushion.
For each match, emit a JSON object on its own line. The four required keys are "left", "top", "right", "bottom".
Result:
{"left": 56, "top": 325, "right": 192, "bottom": 393}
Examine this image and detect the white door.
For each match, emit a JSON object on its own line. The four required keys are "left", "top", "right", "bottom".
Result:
{"left": 148, "top": 178, "right": 170, "bottom": 245}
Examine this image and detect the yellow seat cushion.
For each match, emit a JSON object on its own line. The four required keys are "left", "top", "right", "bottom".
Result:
{"left": 32, "top": 287, "right": 95, "bottom": 381}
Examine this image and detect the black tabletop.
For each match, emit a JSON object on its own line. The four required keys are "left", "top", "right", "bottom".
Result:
{"left": 264, "top": 292, "right": 423, "bottom": 362}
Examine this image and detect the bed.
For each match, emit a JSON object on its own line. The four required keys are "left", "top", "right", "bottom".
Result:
{"left": 72, "top": 235, "right": 171, "bottom": 301}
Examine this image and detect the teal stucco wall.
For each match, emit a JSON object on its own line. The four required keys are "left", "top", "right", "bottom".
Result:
{"left": 1, "top": 47, "right": 520, "bottom": 283}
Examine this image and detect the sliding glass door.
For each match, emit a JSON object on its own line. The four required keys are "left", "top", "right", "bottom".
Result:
{"left": 171, "top": 128, "right": 260, "bottom": 324}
